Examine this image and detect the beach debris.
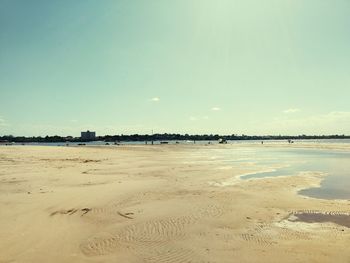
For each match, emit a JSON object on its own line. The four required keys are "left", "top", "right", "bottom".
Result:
{"left": 117, "top": 211, "right": 134, "bottom": 219}
{"left": 218, "top": 138, "right": 227, "bottom": 144}
{"left": 81, "top": 208, "right": 91, "bottom": 216}
{"left": 50, "top": 208, "right": 87, "bottom": 216}
{"left": 68, "top": 209, "right": 78, "bottom": 215}
{"left": 83, "top": 159, "right": 101, "bottom": 163}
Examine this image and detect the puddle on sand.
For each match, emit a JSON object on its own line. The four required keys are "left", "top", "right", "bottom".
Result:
{"left": 288, "top": 212, "right": 350, "bottom": 228}
{"left": 204, "top": 147, "right": 350, "bottom": 200}
{"left": 236, "top": 148, "right": 350, "bottom": 200}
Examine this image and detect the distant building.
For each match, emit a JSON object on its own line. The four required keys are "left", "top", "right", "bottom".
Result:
{"left": 81, "top": 130, "right": 96, "bottom": 140}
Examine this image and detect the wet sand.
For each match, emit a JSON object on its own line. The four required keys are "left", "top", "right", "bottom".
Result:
{"left": 0, "top": 144, "right": 349, "bottom": 263}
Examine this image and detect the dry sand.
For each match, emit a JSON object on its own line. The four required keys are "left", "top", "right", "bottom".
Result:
{"left": 0, "top": 144, "right": 349, "bottom": 263}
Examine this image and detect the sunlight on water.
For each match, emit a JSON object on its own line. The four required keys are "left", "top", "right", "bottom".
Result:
{"left": 210, "top": 147, "right": 350, "bottom": 200}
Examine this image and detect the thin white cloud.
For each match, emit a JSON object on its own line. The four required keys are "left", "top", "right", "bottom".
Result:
{"left": 325, "top": 111, "right": 350, "bottom": 119}
{"left": 0, "top": 116, "right": 9, "bottom": 127}
{"left": 211, "top": 107, "right": 221, "bottom": 111}
{"left": 248, "top": 111, "right": 350, "bottom": 135}
{"left": 150, "top": 97, "right": 160, "bottom": 102}
{"left": 189, "top": 116, "right": 209, "bottom": 121}
{"left": 283, "top": 108, "right": 301, "bottom": 114}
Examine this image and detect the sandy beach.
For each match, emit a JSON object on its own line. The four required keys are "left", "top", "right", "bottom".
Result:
{"left": 0, "top": 144, "right": 349, "bottom": 263}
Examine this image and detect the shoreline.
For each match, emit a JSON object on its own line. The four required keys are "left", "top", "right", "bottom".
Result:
{"left": 0, "top": 144, "right": 349, "bottom": 262}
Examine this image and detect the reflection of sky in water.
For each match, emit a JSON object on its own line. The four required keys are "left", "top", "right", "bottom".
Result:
{"left": 210, "top": 147, "right": 350, "bottom": 200}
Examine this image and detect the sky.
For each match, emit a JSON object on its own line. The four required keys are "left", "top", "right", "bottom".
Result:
{"left": 1, "top": 0, "right": 350, "bottom": 136}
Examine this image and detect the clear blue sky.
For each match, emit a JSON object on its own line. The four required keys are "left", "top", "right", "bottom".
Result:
{"left": 1, "top": 0, "right": 349, "bottom": 136}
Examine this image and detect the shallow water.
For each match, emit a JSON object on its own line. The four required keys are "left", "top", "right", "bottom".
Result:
{"left": 289, "top": 212, "right": 350, "bottom": 228}
{"left": 212, "top": 147, "right": 350, "bottom": 200}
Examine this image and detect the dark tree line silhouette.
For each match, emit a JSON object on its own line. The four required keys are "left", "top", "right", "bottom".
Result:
{"left": 0, "top": 134, "right": 349, "bottom": 143}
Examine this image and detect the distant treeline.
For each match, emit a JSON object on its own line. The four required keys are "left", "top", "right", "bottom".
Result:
{"left": 0, "top": 134, "right": 349, "bottom": 143}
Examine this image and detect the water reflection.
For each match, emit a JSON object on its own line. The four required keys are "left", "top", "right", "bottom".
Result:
{"left": 224, "top": 148, "right": 350, "bottom": 200}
